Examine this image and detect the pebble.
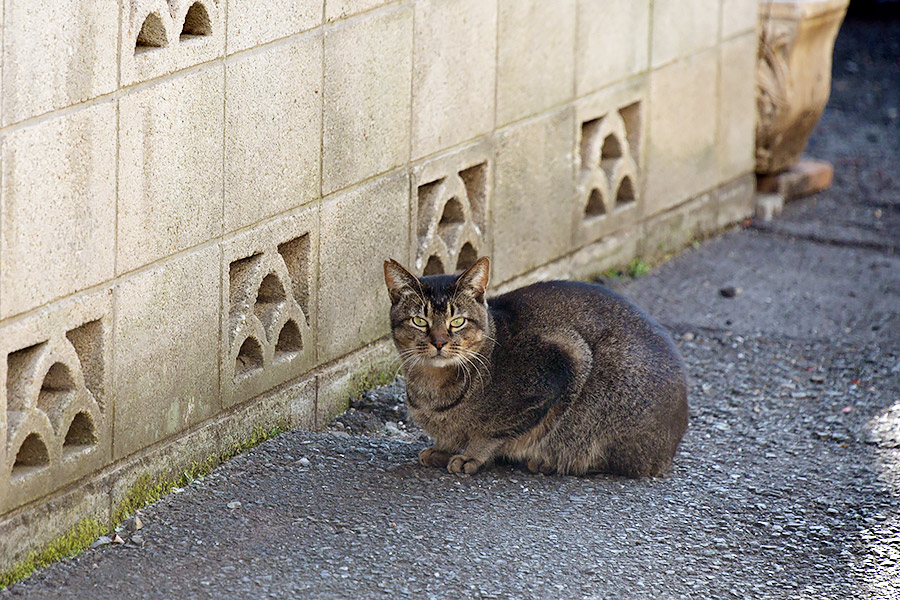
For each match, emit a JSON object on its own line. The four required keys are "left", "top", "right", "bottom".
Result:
{"left": 227, "top": 501, "right": 242, "bottom": 509}
{"left": 298, "top": 457, "right": 311, "bottom": 467}
{"left": 719, "top": 286, "right": 742, "bottom": 298}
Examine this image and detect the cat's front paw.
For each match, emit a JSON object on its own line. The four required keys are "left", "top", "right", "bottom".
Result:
{"left": 419, "top": 447, "right": 452, "bottom": 468}
{"left": 447, "top": 454, "right": 484, "bottom": 475}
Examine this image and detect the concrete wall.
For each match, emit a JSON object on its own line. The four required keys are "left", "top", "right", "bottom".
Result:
{"left": 0, "top": 0, "right": 758, "bottom": 568}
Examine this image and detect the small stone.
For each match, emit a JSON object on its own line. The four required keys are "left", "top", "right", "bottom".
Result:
{"left": 810, "top": 374, "right": 826, "bottom": 383}
{"left": 298, "top": 457, "right": 310, "bottom": 467}
{"left": 131, "top": 535, "right": 144, "bottom": 545}
{"left": 90, "top": 536, "right": 112, "bottom": 549}
{"left": 719, "top": 286, "right": 742, "bottom": 298}
{"left": 134, "top": 516, "right": 143, "bottom": 531}
{"left": 112, "top": 534, "right": 125, "bottom": 545}
{"left": 227, "top": 501, "right": 242, "bottom": 509}
{"left": 681, "top": 332, "right": 695, "bottom": 341}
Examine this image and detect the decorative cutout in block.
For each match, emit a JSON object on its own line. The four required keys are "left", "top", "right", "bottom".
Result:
{"left": 123, "top": 0, "right": 224, "bottom": 86}
{"left": 412, "top": 141, "right": 493, "bottom": 276}
{"left": 573, "top": 92, "right": 644, "bottom": 249}
{"left": 181, "top": 2, "right": 212, "bottom": 40}
{"left": 223, "top": 223, "right": 316, "bottom": 408}
{"left": 136, "top": 12, "right": 168, "bottom": 54}
{"left": 578, "top": 101, "right": 641, "bottom": 221}
{"left": 1, "top": 294, "right": 112, "bottom": 512}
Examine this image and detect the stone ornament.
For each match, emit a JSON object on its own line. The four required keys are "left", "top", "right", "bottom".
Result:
{"left": 756, "top": 0, "right": 849, "bottom": 174}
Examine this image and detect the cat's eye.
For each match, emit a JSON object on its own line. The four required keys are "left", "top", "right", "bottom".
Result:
{"left": 449, "top": 317, "right": 466, "bottom": 328}
{"left": 411, "top": 316, "right": 428, "bottom": 328}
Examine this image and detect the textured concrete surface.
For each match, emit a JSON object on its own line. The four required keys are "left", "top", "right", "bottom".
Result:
{"left": 575, "top": 0, "right": 650, "bottom": 97}
{"left": 118, "top": 65, "right": 225, "bottom": 274}
{"left": 322, "top": 6, "right": 412, "bottom": 194}
{"left": 1, "top": 0, "right": 117, "bottom": 125}
{"left": 411, "top": 0, "right": 497, "bottom": 159}
{"left": 0, "top": 102, "right": 117, "bottom": 319}
{"left": 3, "top": 13, "right": 897, "bottom": 598}
{"left": 496, "top": 0, "right": 575, "bottom": 126}
{"left": 224, "top": 33, "right": 323, "bottom": 231}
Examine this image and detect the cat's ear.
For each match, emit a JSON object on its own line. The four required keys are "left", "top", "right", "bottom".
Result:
{"left": 384, "top": 259, "right": 420, "bottom": 303}
{"left": 456, "top": 257, "right": 490, "bottom": 302}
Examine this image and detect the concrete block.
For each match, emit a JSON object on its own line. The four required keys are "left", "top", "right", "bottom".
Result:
{"left": 639, "top": 192, "right": 718, "bottom": 263}
{"left": 496, "top": 0, "right": 575, "bottom": 126}
{"left": 493, "top": 108, "right": 576, "bottom": 284}
{"left": 217, "top": 387, "right": 293, "bottom": 452}
{"left": 715, "top": 174, "right": 756, "bottom": 229}
{"left": 108, "top": 419, "right": 218, "bottom": 520}
{"left": 568, "top": 231, "right": 641, "bottom": 282}
{"left": 411, "top": 139, "right": 493, "bottom": 276}
{"left": 225, "top": 33, "right": 323, "bottom": 232}
{"left": 1, "top": 0, "right": 118, "bottom": 125}
{"left": 227, "top": 0, "right": 321, "bottom": 53}
{"left": 412, "top": 0, "right": 497, "bottom": 159}
{"left": 575, "top": 0, "right": 651, "bottom": 97}
{"left": 717, "top": 32, "right": 757, "bottom": 183}
{"left": 316, "top": 339, "right": 395, "bottom": 428}
{"left": 221, "top": 206, "right": 318, "bottom": 408}
{"left": 113, "top": 246, "right": 220, "bottom": 459}
{"left": 121, "top": 0, "right": 225, "bottom": 87}
{"left": 323, "top": 7, "right": 412, "bottom": 193}
{"left": 722, "top": 0, "right": 758, "bottom": 39}
{"left": 491, "top": 258, "right": 573, "bottom": 296}
{"left": 0, "top": 289, "right": 112, "bottom": 514}
{"left": 651, "top": 0, "right": 720, "bottom": 68}
{"left": 573, "top": 78, "right": 647, "bottom": 249}
{"left": 0, "top": 475, "right": 110, "bottom": 574}
{"left": 645, "top": 49, "right": 718, "bottom": 216}
{"left": 118, "top": 66, "right": 225, "bottom": 274}
{"left": 0, "top": 101, "right": 116, "bottom": 320}
{"left": 326, "top": 0, "right": 391, "bottom": 22}
{"left": 318, "top": 171, "right": 410, "bottom": 363}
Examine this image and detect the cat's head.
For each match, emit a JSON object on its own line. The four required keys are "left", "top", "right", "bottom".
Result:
{"left": 383, "top": 257, "right": 491, "bottom": 369}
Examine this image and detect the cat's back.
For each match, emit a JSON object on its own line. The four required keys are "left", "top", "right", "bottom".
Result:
{"left": 490, "top": 279, "right": 684, "bottom": 379}
{"left": 491, "top": 280, "right": 668, "bottom": 342}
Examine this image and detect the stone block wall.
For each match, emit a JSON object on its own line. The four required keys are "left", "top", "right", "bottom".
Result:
{"left": 0, "top": 0, "right": 758, "bottom": 569}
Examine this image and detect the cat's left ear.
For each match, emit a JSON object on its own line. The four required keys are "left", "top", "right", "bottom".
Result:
{"left": 457, "top": 257, "right": 490, "bottom": 302}
{"left": 384, "top": 259, "right": 420, "bottom": 303}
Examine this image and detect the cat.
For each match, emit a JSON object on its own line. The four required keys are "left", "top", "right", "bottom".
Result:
{"left": 383, "top": 256, "right": 688, "bottom": 477}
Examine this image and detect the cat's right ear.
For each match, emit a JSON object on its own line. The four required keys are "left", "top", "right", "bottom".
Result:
{"left": 384, "top": 259, "right": 420, "bottom": 304}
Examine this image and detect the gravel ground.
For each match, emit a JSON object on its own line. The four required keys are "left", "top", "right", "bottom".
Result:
{"left": 4, "top": 10, "right": 899, "bottom": 600}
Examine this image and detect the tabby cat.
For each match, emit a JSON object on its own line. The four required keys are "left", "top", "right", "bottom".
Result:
{"left": 383, "top": 256, "right": 688, "bottom": 477}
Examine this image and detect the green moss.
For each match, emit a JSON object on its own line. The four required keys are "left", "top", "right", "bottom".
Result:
{"left": 0, "top": 518, "right": 102, "bottom": 589}
{"left": 2, "top": 420, "right": 289, "bottom": 589}
{"left": 113, "top": 423, "right": 286, "bottom": 524}
{"left": 627, "top": 258, "right": 651, "bottom": 277}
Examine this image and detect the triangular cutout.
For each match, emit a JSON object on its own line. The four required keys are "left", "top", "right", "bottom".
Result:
{"left": 275, "top": 320, "right": 303, "bottom": 362}
{"left": 423, "top": 256, "right": 444, "bottom": 276}
{"left": 135, "top": 13, "right": 167, "bottom": 54}
{"left": 616, "top": 177, "right": 636, "bottom": 206}
{"left": 12, "top": 433, "right": 50, "bottom": 478}
{"left": 235, "top": 337, "right": 263, "bottom": 381}
{"left": 585, "top": 188, "right": 606, "bottom": 217}
{"left": 181, "top": 2, "right": 211, "bottom": 39}
{"left": 456, "top": 243, "right": 478, "bottom": 272}
{"left": 64, "top": 412, "right": 97, "bottom": 457}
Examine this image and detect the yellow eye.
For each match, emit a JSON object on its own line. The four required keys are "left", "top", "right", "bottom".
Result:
{"left": 449, "top": 317, "right": 466, "bottom": 328}
{"left": 411, "top": 316, "right": 428, "bottom": 328}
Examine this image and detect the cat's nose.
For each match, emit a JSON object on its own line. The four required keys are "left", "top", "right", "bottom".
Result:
{"left": 432, "top": 337, "right": 447, "bottom": 350}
